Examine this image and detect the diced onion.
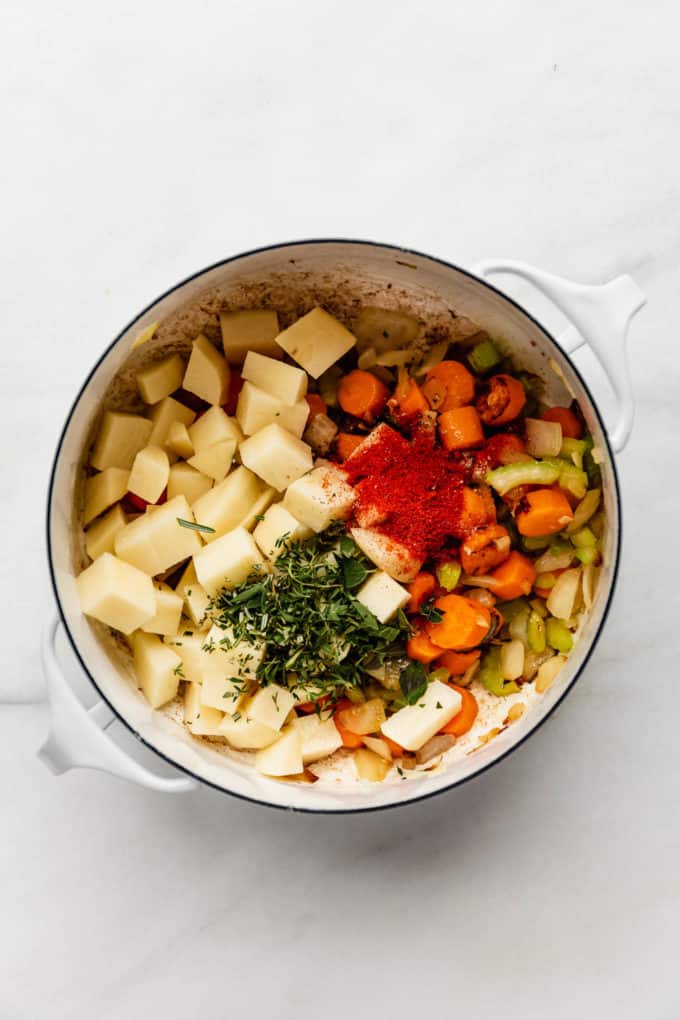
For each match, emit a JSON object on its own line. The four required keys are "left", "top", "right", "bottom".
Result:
{"left": 362, "top": 735, "right": 393, "bottom": 761}
{"left": 535, "top": 654, "right": 568, "bottom": 693}
{"left": 375, "top": 349, "right": 415, "bottom": 367}
{"left": 581, "top": 561, "right": 600, "bottom": 610}
{"left": 413, "top": 341, "right": 449, "bottom": 377}
{"left": 500, "top": 639, "right": 525, "bottom": 681}
{"left": 353, "top": 748, "right": 390, "bottom": 781}
{"left": 525, "top": 418, "right": 563, "bottom": 458}
{"left": 358, "top": 347, "right": 378, "bottom": 370}
{"left": 546, "top": 568, "right": 582, "bottom": 620}
{"left": 534, "top": 548, "right": 574, "bottom": 573}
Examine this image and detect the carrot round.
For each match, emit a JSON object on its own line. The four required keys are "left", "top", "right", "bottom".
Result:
{"left": 424, "top": 594, "right": 492, "bottom": 651}
{"left": 541, "top": 405, "right": 582, "bottom": 439}
{"left": 305, "top": 393, "right": 327, "bottom": 422}
{"left": 436, "top": 648, "right": 481, "bottom": 676}
{"left": 338, "top": 370, "right": 389, "bottom": 421}
{"left": 391, "top": 373, "right": 429, "bottom": 419}
{"left": 488, "top": 550, "right": 536, "bottom": 599}
{"left": 516, "top": 488, "right": 574, "bottom": 536}
{"left": 423, "top": 360, "right": 475, "bottom": 412}
{"left": 335, "top": 432, "right": 365, "bottom": 461}
{"left": 440, "top": 684, "right": 479, "bottom": 736}
{"left": 460, "top": 524, "right": 511, "bottom": 576}
{"left": 406, "top": 572, "right": 436, "bottom": 614}
{"left": 333, "top": 698, "right": 365, "bottom": 749}
{"left": 407, "top": 628, "right": 445, "bottom": 664}
{"left": 439, "top": 406, "right": 485, "bottom": 451}
{"left": 476, "top": 373, "right": 526, "bottom": 426}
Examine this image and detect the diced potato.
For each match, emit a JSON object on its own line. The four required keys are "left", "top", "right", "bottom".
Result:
{"left": 84, "top": 503, "right": 127, "bottom": 560}
{"left": 293, "top": 714, "right": 343, "bottom": 764}
{"left": 83, "top": 468, "right": 130, "bottom": 524}
{"left": 351, "top": 527, "right": 422, "bottom": 583}
{"left": 141, "top": 582, "right": 183, "bottom": 635}
{"left": 199, "top": 670, "right": 248, "bottom": 712}
{"left": 218, "top": 711, "right": 279, "bottom": 750}
{"left": 242, "top": 351, "right": 307, "bottom": 406}
{"left": 274, "top": 307, "right": 357, "bottom": 379}
{"left": 148, "top": 396, "right": 196, "bottom": 447}
{"left": 239, "top": 424, "right": 313, "bottom": 492}
{"left": 193, "top": 525, "right": 265, "bottom": 595}
{"left": 202, "top": 623, "right": 265, "bottom": 681}
{"left": 114, "top": 495, "right": 203, "bottom": 575}
{"left": 353, "top": 747, "right": 391, "bottom": 782}
{"left": 188, "top": 406, "right": 243, "bottom": 452}
{"left": 76, "top": 553, "right": 155, "bottom": 634}
{"left": 255, "top": 726, "right": 303, "bottom": 777}
{"left": 177, "top": 568, "right": 210, "bottom": 626}
{"left": 353, "top": 306, "right": 420, "bottom": 353}
{"left": 355, "top": 570, "right": 409, "bottom": 623}
{"left": 283, "top": 464, "right": 355, "bottom": 532}
{"left": 187, "top": 439, "right": 236, "bottom": 482}
{"left": 236, "top": 381, "right": 309, "bottom": 438}
{"left": 127, "top": 445, "right": 170, "bottom": 504}
{"left": 90, "top": 411, "right": 153, "bottom": 471}
{"left": 381, "top": 680, "right": 461, "bottom": 751}
{"left": 220, "top": 309, "right": 281, "bottom": 364}
{"left": 165, "top": 630, "right": 209, "bottom": 684}
{"left": 130, "top": 631, "right": 181, "bottom": 708}
{"left": 235, "top": 486, "right": 277, "bottom": 531}
{"left": 247, "top": 684, "right": 296, "bottom": 732}
{"left": 191, "top": 466, "right": 263, "bottom": 540}
{"left": 131, "top": 320, "right": 159, "bottom": 350}
{"left": 165, "top": 421, "right": 194, "bottom": 459}
{"left": 136, "top": 354, "right": 185, "bottom": 404}
{"left": 167, "top": 462, "right": 213, "bottom": 504}
{"left": 253, "top": 503, "right": 312, "bottom": 559}
{"left": 184, "top": 682, "right": 224, "bottom": 736}
{"left": 183, "top": 334, "right": 230, "bottom": 405}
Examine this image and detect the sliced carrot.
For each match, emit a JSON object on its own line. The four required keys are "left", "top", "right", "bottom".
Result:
{"left": 390, "top": 371, "right": 429, "bottom": 421}
{"left": 382, "top": 734, "right": 405, "bottom": 757}
{"left": 333, "top": 698, "right": 365, "bottom": 749}
{"left": 423, "top": 360, "right": 475, "bottom": 411}
{"left": 453, "top": 485, "right": 497, "bottom": 538}
{"left": 440, "top": 684, "right": 479, "bottom": 736}
{"left": 335, "top": 432, "right": 365, "bottom": 461}
{"left": 305, "top": 393, "right": 327, "bottom": 421}
{"left": 297, "top": 695, "right": 330, "bottom": 715}
{"left": 460, "top": 524, "right": 511, "bottom": 575}
{"left": 406, "top": 572, "right": 436, "bottom": 614}
{"left": 424, "top": 594, "right": 492, "bottom": 651}
{"left": 338, "top": 370, "right": 389, "bottom": 421}
{"left": 436, "top": 648, "right": 481, "bottom": 676}
{"left": 516, "top": 488, "right": 574, "bottom": 536}
{"left": 541, "top": 405, "right": 582, "bottom": 439}
{"left": 407, "top": 628, "right": 445, "bottom": 664}
{"left": 476, "top": 374, "right": 526, "bottom": 426}
{"left": 488, "top": 550, "right": 537, "bottom": 600}
{"left": 439, "top": 406, "right": 485, "bottom": 451}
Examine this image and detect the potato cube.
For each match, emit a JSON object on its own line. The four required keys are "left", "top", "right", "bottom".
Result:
{"left": 128, "top": 445, "right": 170, "bottom": 504}
{"left": 114, "top": 495, "right": 203, "bottom": 576}
{"left": 191, "top": 466, "right": 263, "bottom": 540}
{"left": 182, "top": 582, "right": 210, "bottom": 626}
{"left": 235, "top": 382, "right": 309, "bottom": 438}
{"left": 184, "top": 682, "right": 224, "bottom": 736}
{"left": 84, "top": 503, "right": 127, "bottom": 561}
{"left": 167, "top": 462, "right": 213, "bottom": 504}
{"left": 253, "top": 503, "right": 312, "bottom": 559}
{"left": 203, "top": 623, "right": 264, "bottom": 681}
{"left": 283, "top": 464, "right": 355, "bottom": 532}
{"left": 84, "top": 468, "right": 130, "bottom": 524}
{"left": 350, "top": 527, "right": 422, "bottom": 583}
{"left": 239, "top": 424, "right": 313, "bottom": 492}
{"left": 183, "top": 334, "right": 230, "bottom": 405}
{"left": 219, "top": 712, "right": 279, "bottom": 750}
{"left": 275, "top": 307, "right": 356, "bottom": 379}
{"left": 136, "top": 354, "right": 185, "bottom": 404}
{"left": 242, "top": 351, "right": 307, "bottom": 406}
{"left": 165, "top": 631, "right": 209, "bottom": 685}
{"left": 293, "top": 714, "right": 343, "bottom": 764}
{"left": 220, "top": 309, "right": 281, "bottom": 364}
{"left": 76, "top": 553, "right": 155, "bottom": 634}
{"left": 148, "top": 396, "right": 196, "bottom": 448}
{"left": 381, "top": 680, "right": 462, "bottom": 751}
{"left": 246, "top": 684, "right": 296, "bottom": 732}
{"left": 193, "top": 526, "right": 265, "bottom": 595}
{"left": 165, "top": 421, "right": 194, "bottom": 459}
{"left": 90, "top": 411, "right": 153, "bottom": 472}
{"left": 188, "top": 406, "right": 243, "bottom": 453}
{"left": 188, "top": 439, "right": 236, "bottom": 482}
{"left": 200, "top": 671, "right": 248, "bottom": 712}
{"left": 141, "top": 582, "right": 184, "bottom": 635}
{"left": 255, "top": 726, "right": 303, "bottom": 776}
{"left": 235, "top": 486, "right": 277, "bottom": 531}
{"left": 130, "top": 631, "right": 181, "bottom": 708}
{"left": 355, "top": 570, "right": 409, "bottom": 623}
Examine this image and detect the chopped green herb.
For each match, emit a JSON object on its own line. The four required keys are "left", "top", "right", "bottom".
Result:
{"left": 399, "top": 661, "right": 428, "bottom": 705}
{"left": 419, "top": 598, "right": 444, "bottom": 624}
{"left": 176, "top": 517, "right": 216, "bottom": 534}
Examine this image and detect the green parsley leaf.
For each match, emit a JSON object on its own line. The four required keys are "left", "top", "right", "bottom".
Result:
{"left": 399, "top": 661, "right": 428, "bottom": 705}
{"left": 342, "top": 558, "right": 368, "bottom": 589}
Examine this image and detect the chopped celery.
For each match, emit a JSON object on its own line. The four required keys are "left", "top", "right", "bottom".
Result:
{"left": 508, "top": 605, "right": 530, "bottom": 643}
{"left": 486, "top": 460, "right": 559, "bottom": 496}
{"left": 529, "top": 598, "right": 548, "bottom": 618}
{"left": 535, "top": 572, "right": 556, "bottom": 590}
{"left": 566, "top": 489, "right": 601, "bottom": 533}
{"left": 575, "top": 546, "right": 598, "bottom": 565}
{"left": 542, "top": 458, "right": 588, "bottom": 499}
{"left": 478, "top": 646, "right": 519, "bottom": 697}
{"left": 497, "top": 597, "right": 530, "bottom": 621}
{"left": 468, "top": 339, "right": 502, "bottom": 374}
{"left": 571, "top": 526, "right": 597, "bottom": 548}
{"left": 582, "top": 435, "right": 602, "bottom": 487}
{"left": 589, "top": 510, "right": 605, "bottom": 539}
{"left": 436, "top": 560, "right": 462, "bottom": 591}
{"left": 546, "top": 618, "right": 574, "bottom": 653}
{"left": 318, "top": 365, "right": 342, "bottom": 407}
{"left": 560, "top": 437, "right": 586, "bottom": 468}
{"left": 527, "top": 610, "right": 547, "bottom": 652}
{"left": 523, "top": 534, "right": 552, "bottom": 551}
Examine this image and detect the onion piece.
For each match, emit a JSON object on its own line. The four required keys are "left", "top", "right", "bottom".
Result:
{"left": 415, "top": 733, "right": 456, "bottom": 765}
{"left": 525, "top": 418, "right": 563, "bottom": 458}
{"left": 500, "top": 639, "right": 525, "bottom": 681}
{"left": 362, "top": 735, "right": 393, "bottom": 761}
{"left": 353, "top": 748, "right": 390, "bottom": 782}
{"left": 581, "top": 562, "right": 600, "bottom": 610}
{"left": 375, "top": 348, "right": 415, "bottom": 367}
{"left": 546, "top": 568, "right": 582, "bottom": 620}
{"left": 534, "top": 547, "right": 575, "bottom": 573}
{"left": 535, "top": 654, "right": 568, "bottom": 693}
{"left": 413, "top": 341, "right": 449, "bottom": 377}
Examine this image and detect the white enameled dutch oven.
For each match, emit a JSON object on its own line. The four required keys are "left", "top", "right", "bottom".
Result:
{"left": 42, "top": 241, "right": 645, "bottom": 812}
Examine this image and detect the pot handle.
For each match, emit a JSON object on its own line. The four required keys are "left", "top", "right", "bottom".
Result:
{"left": 38, "top": 609, "right": 197, "bottom": 793}
{"left": 471, "top": 259, "right": 646, "bottom": 452}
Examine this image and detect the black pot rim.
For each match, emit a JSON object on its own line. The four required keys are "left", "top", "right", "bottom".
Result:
{"left": 45, "top": 238, "right": 622, "bottom": 815}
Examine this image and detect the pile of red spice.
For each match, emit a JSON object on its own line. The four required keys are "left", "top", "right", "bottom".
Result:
{"left": 342, "top": 425, "right": 467, "bottom": 561}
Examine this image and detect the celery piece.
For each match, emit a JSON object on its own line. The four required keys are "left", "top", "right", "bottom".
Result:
{"left": 541, "top": 458, "right": 588, "bottom": 499}
{"left": 318, "top": 365, "right": 342, "bottom": 408}
{"left": 546, "top": 617, "right": 574, "bottom": 653}
{"left": 566, "top": 489, "right": 601, "bottom": 534}
{"left": 478, "top": 646, "right": 520, "bottom": 697}
{"left": 582, "top": 435, "right": 602, "bottom": 487}
{"left": 527, "top": 611, "right": 547, "bottom": 653}
{"left": 571, "top": 526, "right": 597, "bottom": 549}
{"left": 529, "top": 598, "right": 548, "bottom": 618}
{"left": 535, "top": 572, "right": 556, "bottom": 591}
{"left": 468, "top": 339, "right": 502, "bottom": 374}
{"left": 486, "top": 460, "right": 560, "bottom": 496}
{"left": 497, "top": 597, "right": 530, "bottom": 621}
{"left": 523, "top": 534, "right": 552, "bottom": 551}
{"left": 508, "top": 605, "right": 530, "bottom": 643}
{"left": 575, "top": 546, "right": 598, "bottom": 565}
{"left": 561, "top": 437, "right": 586, "bottom": 468}
{"left": 436, "top": 560, "right": 461, "bottom": 591}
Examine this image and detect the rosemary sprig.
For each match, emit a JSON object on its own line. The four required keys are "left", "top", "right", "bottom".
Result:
{"left": 177, "top": 518, "right": 216, "bottom": 534}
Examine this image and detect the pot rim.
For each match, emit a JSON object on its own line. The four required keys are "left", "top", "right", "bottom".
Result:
{"left": 45, "top": 237, "right": 622, "bottom": 814}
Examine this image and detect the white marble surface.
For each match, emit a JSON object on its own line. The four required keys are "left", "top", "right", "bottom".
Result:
{"left": 2, "top": 0, "right": 679, "bottom": 1016}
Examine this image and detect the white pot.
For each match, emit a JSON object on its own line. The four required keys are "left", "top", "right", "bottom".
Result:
{"left": 42, "top": 241, "right": 645, "bottom": 812}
